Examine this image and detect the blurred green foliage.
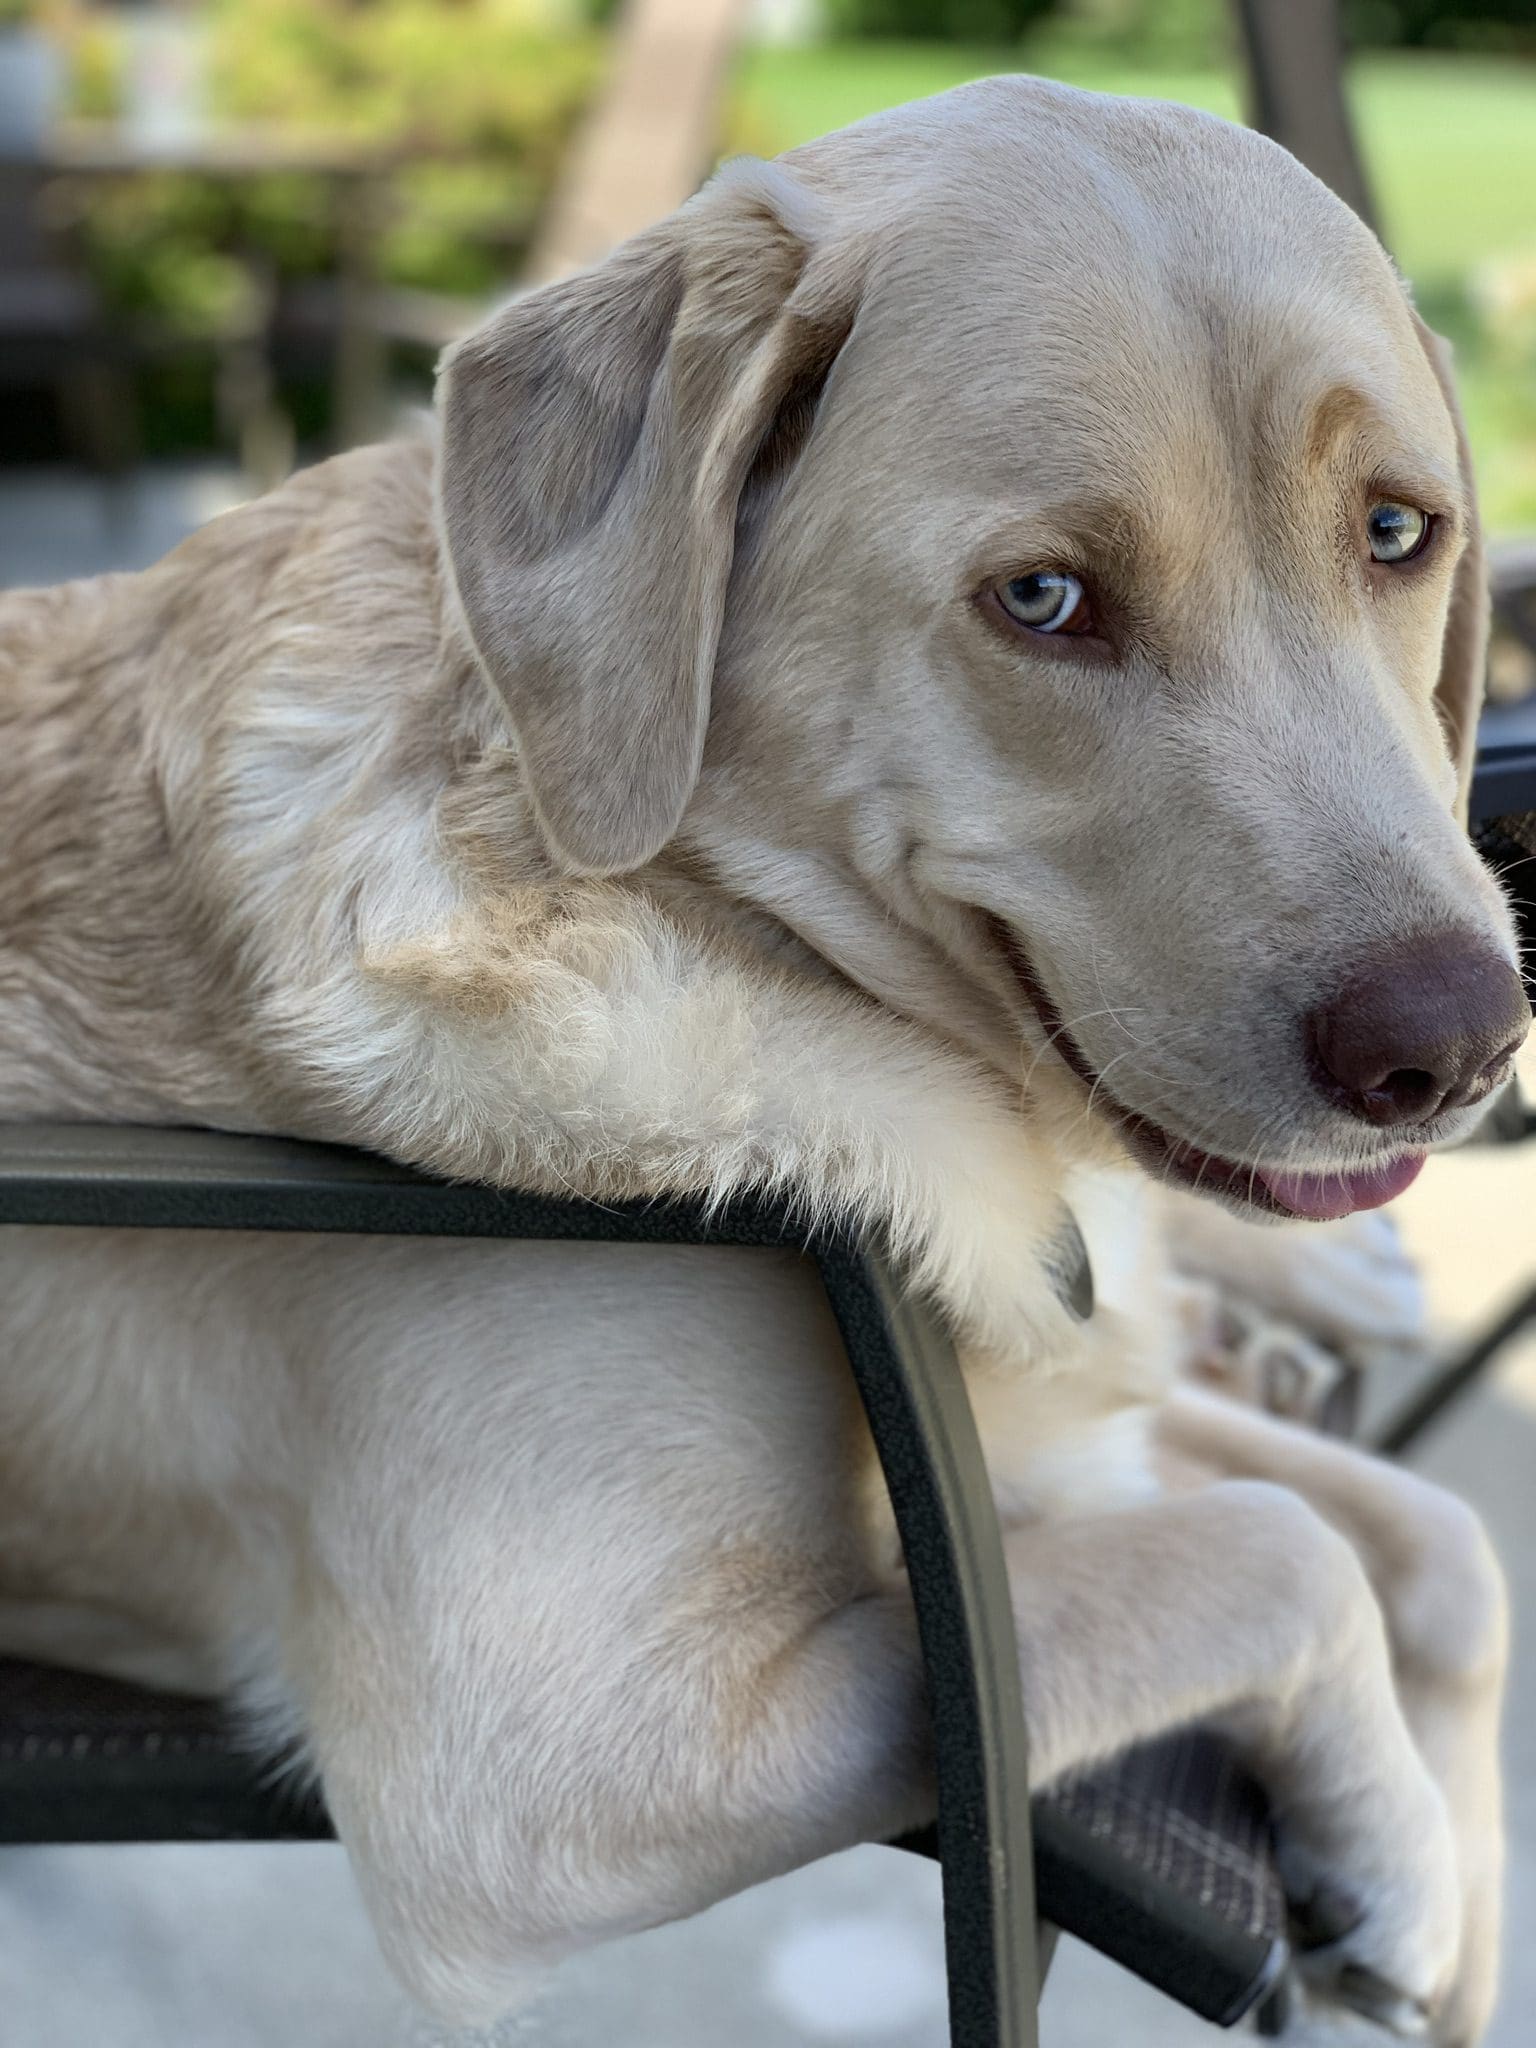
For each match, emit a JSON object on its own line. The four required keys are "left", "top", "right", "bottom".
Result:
{"left": 65, "top": 1, "right": 598, "bottom": 339}
{"left": 1345, "top": 1, "right": 1536, "bottom": 52}
{"left": 1018, "top": 0, "right": 1229, "bottom": 62}
{"left": 814, "top": 0, "right": 1536, "bottom": 62}
{"left": 824, "top": 0, "right": 1063, "bottom": 41}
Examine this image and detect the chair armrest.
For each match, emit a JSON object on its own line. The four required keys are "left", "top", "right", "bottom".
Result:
{"left": 0, "top": 1122, "right": 790, "bottom": 1244}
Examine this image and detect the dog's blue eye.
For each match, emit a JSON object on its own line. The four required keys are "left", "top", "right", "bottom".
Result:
{"left": 996, "top": 570, "right": 1092, "bottom": 635}
{"left": 1366, "top": 501, "right": 1430, "bottom": 564}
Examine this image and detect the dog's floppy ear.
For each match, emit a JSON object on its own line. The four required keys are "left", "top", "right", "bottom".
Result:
{"left": 1413, "top": 314, "right": 1489, "bottom": 816}
{"left": 438, "top": 161, "right": 861, "bottom": 875}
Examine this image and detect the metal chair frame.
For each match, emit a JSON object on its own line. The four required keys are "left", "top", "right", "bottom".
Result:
{"left": 0, "top": 1131, "right": 1039, "bottom": 2045}
{"left": 0, "top": 1125, "right": 1299, "bottom": 2045}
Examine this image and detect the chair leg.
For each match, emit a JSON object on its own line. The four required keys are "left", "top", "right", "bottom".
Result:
{"left": 215, "top": 332, "right": 293, "bottom": 495}
{"left": 1375, "top": 1277, "right": 1536, "bottom": 1457}
{"left": 819, "top": 1244, "right": 1041, "bottom": 2048}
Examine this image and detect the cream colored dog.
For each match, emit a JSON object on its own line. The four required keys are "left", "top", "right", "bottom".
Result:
{"left": 0, "top": 78, "right": 1525, "bottom": 2042}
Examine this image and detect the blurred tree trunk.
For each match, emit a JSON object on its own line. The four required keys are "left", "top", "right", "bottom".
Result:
{"left": 1232, "top": 0, "right": 1378, "bottom": 232}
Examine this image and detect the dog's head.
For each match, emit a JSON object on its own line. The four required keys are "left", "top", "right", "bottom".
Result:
{"left": 437, "top": 77, "right": 1528, "bottom": 1221}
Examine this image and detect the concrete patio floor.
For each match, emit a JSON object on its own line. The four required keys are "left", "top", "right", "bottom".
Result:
{"left": 1, "top": 464, "right": 1532, "bottom": 2047}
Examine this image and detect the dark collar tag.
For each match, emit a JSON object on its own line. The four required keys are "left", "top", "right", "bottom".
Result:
{"left": 1044, "top": 1206, "right": 1094, "bottom": 1321}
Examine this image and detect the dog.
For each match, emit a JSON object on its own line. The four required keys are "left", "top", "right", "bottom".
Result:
{"left": 0, "top": 77, "right": 1525, "bottom": 2042}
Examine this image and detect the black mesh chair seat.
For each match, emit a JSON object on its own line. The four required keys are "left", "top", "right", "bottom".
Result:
{"left": 0, "top": 1653, "right": 1285, "bottom": 2028}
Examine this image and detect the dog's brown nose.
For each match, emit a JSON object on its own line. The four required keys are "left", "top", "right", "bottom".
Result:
{"left": 1307, "top": 934, "right": 1530, "bottom": 1127}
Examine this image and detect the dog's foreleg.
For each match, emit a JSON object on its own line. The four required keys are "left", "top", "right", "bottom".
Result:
{"left": 1003, "top": 1482, "right": 1461, "bottom": 2036}
{"left": 1155, "top": 1388, "right": 1507, "bottom": 2046}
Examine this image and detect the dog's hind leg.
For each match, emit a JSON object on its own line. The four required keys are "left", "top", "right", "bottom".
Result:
{"left": 1154, "top": 1387, "right": 1507, "bottom": 2047}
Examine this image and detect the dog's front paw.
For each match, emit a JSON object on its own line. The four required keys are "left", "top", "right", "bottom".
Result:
{"left": 1276, "top": 1770, "right": 1462, "bottom": 2038}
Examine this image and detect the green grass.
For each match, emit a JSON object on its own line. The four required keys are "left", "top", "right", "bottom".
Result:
{"left": 730, "top": 42, "right": 1536, "bottom": 532}
{"left": 732, "top": 41, "right": 1241, "bottom": 153}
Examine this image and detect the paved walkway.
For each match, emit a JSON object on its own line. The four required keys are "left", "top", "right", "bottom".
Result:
{"left": 1, "top": 466, "right": 1531, "bottom": 2045}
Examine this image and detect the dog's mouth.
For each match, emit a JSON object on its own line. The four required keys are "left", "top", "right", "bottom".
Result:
{"left": 994, "top": 923, "right": 1426, "bottom": 1221}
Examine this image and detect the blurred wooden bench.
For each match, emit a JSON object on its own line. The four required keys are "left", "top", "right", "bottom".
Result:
{"left": 525, "top": 0, "right": 754, "bottom": 283}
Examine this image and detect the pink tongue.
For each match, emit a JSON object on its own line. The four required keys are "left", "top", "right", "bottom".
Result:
{"left": 1256, "top": 1152, "right": 1427, "bottom": 1221}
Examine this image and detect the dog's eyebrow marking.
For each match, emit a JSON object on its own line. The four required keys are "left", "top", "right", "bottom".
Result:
{"left": 1303, "top": 383, "right": 1381, "bottom": 469}
{"left": 968, "top": 496, "right": 1155, "bottom": 587}
{"left": 1301, "top": 383, "right": 1466, "bottom": 517}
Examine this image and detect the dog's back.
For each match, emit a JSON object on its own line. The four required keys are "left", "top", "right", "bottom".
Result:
{"left": 0, "top": 439, "right": 449, "bottom": 1128}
